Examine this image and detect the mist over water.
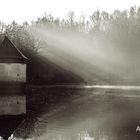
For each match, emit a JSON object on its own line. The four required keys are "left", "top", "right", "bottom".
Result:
{"left": 1, "top": 5, "right": 140, "bottom": 140}
{"left": 7, "top": 13, "right": 140, "bottom": 139}
{"left": 27, "top": 24, "right": 140, "bottom": 84}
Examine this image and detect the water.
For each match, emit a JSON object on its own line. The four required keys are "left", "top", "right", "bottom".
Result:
{"left": 7, "top": 86, "right": 140, "bottom": 139}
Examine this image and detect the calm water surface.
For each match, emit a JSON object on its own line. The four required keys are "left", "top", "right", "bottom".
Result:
{"left": 11, "top": 86, "right": 140, "bottom": 140}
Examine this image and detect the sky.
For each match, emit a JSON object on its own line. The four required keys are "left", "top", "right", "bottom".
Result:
{"left": 0, "top": 0, "right": 140, "bottom": 24}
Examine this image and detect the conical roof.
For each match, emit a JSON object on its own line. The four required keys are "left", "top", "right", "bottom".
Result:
{"left": 0, "top": 36, "right": 28, "bottom": 63}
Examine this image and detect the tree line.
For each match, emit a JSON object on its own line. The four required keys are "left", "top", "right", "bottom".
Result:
{"left": 0, "top": 6, "right": 139, "bottom": 51}
{"left": 0, "top": 6, "right": 140, "bottom": 84}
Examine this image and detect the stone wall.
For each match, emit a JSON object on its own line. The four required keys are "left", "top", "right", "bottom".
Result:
{"left": 0, "top": 63, "right": 26, "bottom": 82}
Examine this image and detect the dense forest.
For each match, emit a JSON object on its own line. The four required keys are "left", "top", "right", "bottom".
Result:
{"left": 0, "top": 6, "right": 140, "bottom": 85}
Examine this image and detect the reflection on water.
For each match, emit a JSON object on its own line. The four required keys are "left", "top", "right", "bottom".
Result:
{"left": 6, "top": 87, "right": 140, "bottom": 140}
{"left": 9, "top": 131, "right": 94, "bottom": 140}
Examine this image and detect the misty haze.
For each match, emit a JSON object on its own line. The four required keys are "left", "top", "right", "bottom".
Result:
{"left": 0, "top": 4, "right": 140, "bottom": 140}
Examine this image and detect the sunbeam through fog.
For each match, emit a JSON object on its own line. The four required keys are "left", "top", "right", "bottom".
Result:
{"left": 27, "top": 25, "right": 130, "bottom": 84}
{"left": 25, "top": 23, "right": 140, "bottom": 85}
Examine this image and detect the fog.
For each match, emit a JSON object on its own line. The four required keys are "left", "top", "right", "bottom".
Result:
{"left": 27, "top": 26, "right": 126, "bottom": 83}
{"left": 7, "top": 23, "right": 140, "bottom": 140}
{"left": 26, "top": 23, "right": 140, "bottom": 85}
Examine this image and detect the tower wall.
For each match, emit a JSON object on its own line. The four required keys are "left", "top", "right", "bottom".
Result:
{"left": 0, "top": 63, "right": 27, "bottom": 115}
{"left": 0, "top": 63, "right": 26, "bottom": 82}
